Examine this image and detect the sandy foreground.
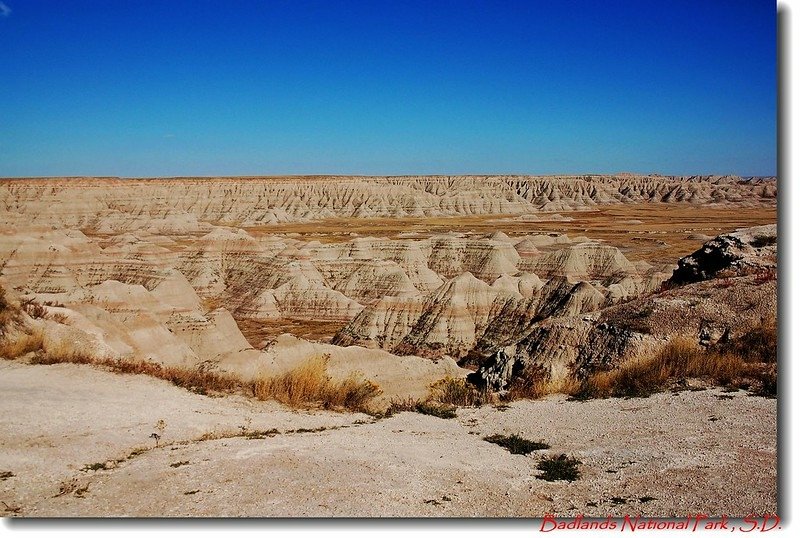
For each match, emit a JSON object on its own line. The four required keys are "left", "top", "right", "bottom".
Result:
{"left": 0, "top": 359, "right": 776, "bottom": 518}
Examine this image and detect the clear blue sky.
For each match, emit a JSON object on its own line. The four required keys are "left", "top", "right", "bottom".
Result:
{"left": 0, "top": 0, "right": 776, "bottom": 177}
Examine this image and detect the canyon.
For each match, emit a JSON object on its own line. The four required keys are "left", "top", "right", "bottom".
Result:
{"left": 0, "top": 174, "right": 778, "bottom": 517}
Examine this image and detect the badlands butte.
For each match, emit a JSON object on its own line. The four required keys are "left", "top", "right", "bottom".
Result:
{"left": 0, "top": 174, "right": 778, "bottom": 517}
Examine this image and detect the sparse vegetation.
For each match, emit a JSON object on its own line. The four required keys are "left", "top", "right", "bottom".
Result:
{"left": 251, "top": 355, "right": 381, "bottom": 412}
{"left": 382, "top": 397, "right": 457, "bottom": 418}
{"left": 55, "top": 478, "right": 83, "bottom": 497}
{"left": 245, "top": 428, "right": 280, "bottom": 439}
{"left": 754, "top": 268, "right": 777, "bottom": 284}
{"left": 429, "top": 377, "right": 493, "bottom": 407}
{"left": 715, "top": 316, "right": 777, "bottom": 363}
{"left": 1, "top": 289, "right": 45, "bottom": 359}
{"left": 290, "top": 427, "right": 329, "bottom": 434}
{"left": 81, "top": 462, "right": 107, "bottom": 472}
{"left": 0, "top": 288, "right": 8, "bottom": 310}
{"left": 414, "top": 401, "right": 457, "bottom": 419}
{"left": 754, "top": 364, "right": 778, "bottom": 397}
{"left": 751, "top": 235, "right": 777, "bottom": 248}
{"left": 10, "top": 333, "right": 381, "bottom": 411}
{"left": 484, "top": 434, "right": 549, "bottom": 455}
{"left": 21, "top": 299, "right": 46, "bottom": 319}
{"left": 382, "top": 397, "right": 418, "bottom": 417}
{"left": 537, "top": 454, "right": 582, "bottom": 482}
{"left": 507, "top": 372, "right": 581, "bottom": 401}
{"left": 573, "top": 322, "right": 777, "bottom": 399}
{"left": 379, "top": 378, "right": 488, "bottom": 418}
{"left": 0, "top": 326, "right": 44, "bottom": 359}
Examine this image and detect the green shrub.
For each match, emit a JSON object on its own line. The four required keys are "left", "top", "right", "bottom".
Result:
{"left": 537, "top": 454, "right": 581, "bottom": 482}
{"left": 484, "top": 434, "right": 549, "bottom": 455}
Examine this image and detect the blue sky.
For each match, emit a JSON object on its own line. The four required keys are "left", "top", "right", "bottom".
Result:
{"left": 0, "top": 0, "right": 776, "bottom": 177}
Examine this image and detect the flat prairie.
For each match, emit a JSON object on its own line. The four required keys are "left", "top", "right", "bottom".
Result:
{"left": 246, "top": 204, "right": 777, "bottom": 264}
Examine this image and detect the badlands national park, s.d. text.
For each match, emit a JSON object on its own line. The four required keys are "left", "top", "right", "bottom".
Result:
{"left": 0, "top": 0, "right": 780, "bottom": 524}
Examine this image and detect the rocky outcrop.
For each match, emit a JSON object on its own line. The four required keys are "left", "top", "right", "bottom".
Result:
{"left": 470, "top": 225, "right": 778, "bottom": 391}
{"left": 333, "top": 239, "right": 665, "bottom": 360}
{"left": 670, "top": 224, "right": 777, "bottom": 285}
{"left": 520, "top": 242, "right": 637, "bottom": 279}
{"left": 0, "top": 174, "right": 777, "bottom": 401}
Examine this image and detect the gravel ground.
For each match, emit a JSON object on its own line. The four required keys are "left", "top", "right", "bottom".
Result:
{"left": 0, "top": 359, "right": 777, "bottom": 517}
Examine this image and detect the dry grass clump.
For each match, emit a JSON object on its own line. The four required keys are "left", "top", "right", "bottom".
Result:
{"left": 380, "top": 376, "right": 493, "bottom": 418}
{"left": 21, "top": 299, "right": 46, "bottom": 319}
{"left": 755, "top": 364, "right": 778, "bottom": 397}
{"left": 1, "top": 287, "right": 379, "bottom": 410}
{"left": 484, "top": 434, "right": 549, "bottom": 455}
{"left": 33, "top": 338, "right": 94, "bottom": 365}
{"left": 578, "top": 336, "right": 744, "bottom": 398}
{"left": 429, "top": 377, "right": 494, "bottom": 407}
{"left": 537, "top": 454, "right": 582, "bottom": 482}
{"left": 0, "top": 288, "right": 18, "bottom": 330}
{"left": 28, "top": 348, "right": 243, "bottom": 395}
{"left": 1, "top": 288, "right": 44, "bottom": 359}
{"left": 507, "top": 374, "right": 582, "bottom": 401}
{"left": 715, "top": 316, "right": 777, "bottom": 363}
{"left": 15, "top": 333, "right": 378, "bottom": 411}
{"left": 0, "top": 326, "right": 44, "bottom": 359}
{"left": 252, "top": 355, "right": 380, "bottom": 412}
{"left": 581, "top": 355, "right": 670, "bottom": 399}
{"left": 116, "top": 360, "right": 242, "bottom": 395}
{"left": 413, "top": 401, "right": 457, "bottom": 419}
{"left": 575, "top": 325, "right": 778, "bottom": 399}
{"left": 381, "top": 396, "right": 458, "bottom": 419}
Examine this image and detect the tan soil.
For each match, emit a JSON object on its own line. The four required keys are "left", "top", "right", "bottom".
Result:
{"left": 0, "top": 359, "right": 776, "bottom": 517}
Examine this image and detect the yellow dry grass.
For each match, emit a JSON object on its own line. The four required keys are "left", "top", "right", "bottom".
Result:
{"left": 8, "top": 333, "right": 379, "bottom": 412}
{"left": 429, "top": 376, "right": 494, "bottom": 407}
{"left": 0, "top": 326, "right": 44, "bottom": 359}
{"left": 581, "top": 336, "right": 747, "bottom": 398}
{"left": 252, "top": 355, "right": 380, "bottom": 411}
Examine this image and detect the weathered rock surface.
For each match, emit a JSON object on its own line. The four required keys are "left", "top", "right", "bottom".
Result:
{"left": 471, "top": 225, "right": 778, "bottom": 390}
{"left": 0, "top": 175, "right": 776, "bottom": 231}
{"left": 0, "top": 176, "right": 777, "bottom": 399}
{"left": 670, "top": 224, "right": 777, "bottom": 284}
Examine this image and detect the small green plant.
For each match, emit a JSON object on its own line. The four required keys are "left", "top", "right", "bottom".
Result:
{"left": 537, "top": 454, "right": 582, "bottom": 482}
{"left": 484, "top": 434, "right": 549, "bottom": 455}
